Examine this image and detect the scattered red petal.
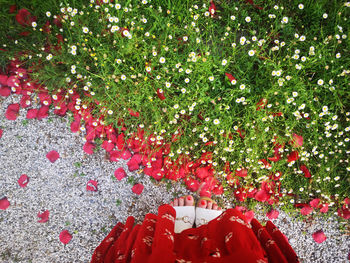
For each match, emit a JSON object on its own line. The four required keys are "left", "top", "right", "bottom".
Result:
{"left": 0, "top": 197, "right": 10, "bottom": 210}
{"left": 320, "top": 203, "right": 329, "bottom": 213}
{"left": 225, "top": 72, "right": 236, "bottom": 83}
{"left": 0, "top": 75, "right": 8, "bottom": 85}
{"left": 312, "top": 230, "right": 327, "bottom": 244}
{"left": 37, "top": 210, "right": 50, "bottom": 223}
{"left": 266, "top": 209, "right": 279, "bottom": 219}
{"left": 37, "top": 105, "right": 49, "bottom": 120}
{"left": 235, "top": 168, "right": 248, "bottom": 177}
{"left": 156, "top": 88, "right": 166, "bottom": 100}
{"left": 86, "top": 180, "right": 98, "bottom": 192}
{"left": 70, "top": 120, "right": 80, "bottom": 133}
{"left": 46, "top": 150, "right": 60, "bottom": 163}
{"left": 18, "top": 174, "right": 29, "bottom": 187}
{"left": 59, "top": 230, "right": 72, "bottom": 244}
{"left": 309, "top": 198, "right": 320, "bottom": 208}
{"left": 244, "top": 210, "right": 255, "bottom": 223}
{"left": 0, "top": 129, "right": 3, "bottom": 139}
{"left": 5, "top": 103, "right": 20, "bottom": 120}
{"left": 121, "top": 149, "right": 132, "bottom": 160}
{"left": 110, "top": 150, "right": 121, "bottom": 162}
{"left": 114, "top": 167, "right": 127, "bottom": 181}
{"left": 292, "top": 133, "right": 303, "bottom": 147}
{"left": 26, "top": 109, "right": 38, "bottom": 119}
{"left": 83, "top": 141, "right": 95, "bottom": 155}
{"left": 132, "top": 183, "right": 144, "bottom": 195}
{"left": 300, "top": 205, "right": 313, "bottom": 216}
{"left": 127, "top": 159, "right": 139, "bottom": 171}
{"left": 287, "top": 151, "right": 299, "bottom": 162}
{"left": 0, "top": 86, "right": 11, "bottom": 97}
{"left": 300, "top": 164, "right": 311, "bottom": 178}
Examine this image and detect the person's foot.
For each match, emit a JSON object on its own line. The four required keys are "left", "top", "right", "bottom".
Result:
{"left": 197, "top": 198, "right": 222, "bottom": 211}
{"left": 170, "top": 195, "right": 195, "bottom": 233}
{"left": 170, "top": 195, "right": 194, "bottom": 207}
{"left": 195, "top": 197, "right": 223, "bottom": 227}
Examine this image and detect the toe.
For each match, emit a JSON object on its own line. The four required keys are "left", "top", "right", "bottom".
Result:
{"left": 198, "top": 199, "right": 207, "bottom": 208}
{"left": 207, "top": 201, "right": 213, "bottom": 209}
{"left": 185, "top": 195, "right": 194, "bottom": 206}
{"left": 212, "top": 204, "right": 218, "bottom": 210}
{"left": 170, "top": 201, "right": 174, "bottom": 206}
{"left": 174, "top": 198, "right": 179, "bottom": 206}
{"left": 178, "top": 197, "right": 185, "bottom": 206}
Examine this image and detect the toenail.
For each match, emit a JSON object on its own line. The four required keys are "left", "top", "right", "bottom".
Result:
{"left": 187, "top": 196, "right": 192, "bottom": 200}
{"left": 201, "top": 200, "right": 206, "bottom": 205}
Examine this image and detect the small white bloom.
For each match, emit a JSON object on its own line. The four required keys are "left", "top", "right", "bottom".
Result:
{"left": 32, "top": 22, "right": 37, "bottom": 28}
{"left": 245, "top": 16, "right": 251, "bottom": 23}
{"left": 46, "top": 11, "right": 51, "bottom": 17}
{"left": 317, "top": 79, "right": 324, "bottom": 85}
{"left": 213, "top": 119, "right": 220, "bottom": 125}
{"left": 248, "top": 50, "right": 255, "bottom": 56}
{"left": 159, "top": 57, "right": 166, "bottom": 64}
{"left": 82, "top": 27, "right": 89, "bottom": 33}
{"left": 222, "top": 59, "right": 227, "bottom": 66}
{"left": 298, "top": 4, "right": 304, "bottom": 9}
{"left": 323, "top": 13, "right": 328, "bottom": 19}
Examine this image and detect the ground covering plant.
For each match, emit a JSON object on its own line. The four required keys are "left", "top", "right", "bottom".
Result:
{"left": 0, "top": 0, "right": 349, "bottom": 221}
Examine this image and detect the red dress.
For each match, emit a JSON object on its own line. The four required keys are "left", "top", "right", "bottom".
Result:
{"left": 91, "top": 204, "right": 299, "bottom": 263}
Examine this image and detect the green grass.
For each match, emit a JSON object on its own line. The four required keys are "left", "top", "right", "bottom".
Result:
{"left": 0, "top": 0, "right": 349, "bottom": 219}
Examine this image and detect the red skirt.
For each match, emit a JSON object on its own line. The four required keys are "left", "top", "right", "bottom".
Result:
{"left": 91, "top": 204, "right": 299, "bottom": 263}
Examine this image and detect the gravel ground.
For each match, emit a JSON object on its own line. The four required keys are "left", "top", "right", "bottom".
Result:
{"left": 0, "top": 94, "right": 349, "bottom": 263}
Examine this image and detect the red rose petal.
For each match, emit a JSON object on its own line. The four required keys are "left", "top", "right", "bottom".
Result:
{"left": 0, "top": 129, "right": 3, "bottom": 139}
{"left": 244, "top": 210, "right": 255, "bottom": 223}
{"left": 37, "top": 105, "right": 49, "bottom": 120}
{"left": 292, "top": 133, "right": 303, "bottom": 147}
{"left": 37, "top": 210, "right": 50, "bottom": 223}
{"left": 309, "top": 198, "right": 320, "bottom": 208}
{"left": 300, "top": 164, "right": 311, "bottom": 178}
{"left": 46, "top": 150, "right": 60, "bottom": 163}
{"left": 312, "top": 230, "right": 327, "bottom": 244}
{"left": 70, "top": 120, "right": 80, "bottom": 133}
{"left": 0, "top": 75, "right": 8, "bottom": 85}
{"left": 83, "top": 141, "right": 95, "bottom": 155}
{"left": 26, "top": 109, "right": 38, "bottom": 119}
{"left": 132, "top": 183, "right": 144, "bottom": 195}
{"left": 0, "top": 86, "right": 11, "bottom": 97}
{"left": 320, "top": 203, "right": 329, "bottom": 213}
{"left": 127, "top": 159, "right": 139, "bottom": 171}
{"left": 86, "top": 180, "right": 98, "bottom": 192}
{"left": 114, "top": 167, "right": 127, "bottom": 181}
{"left": 18, "top": 174, "right": 29, "bottom": 187}
{"left": 5, "top": 103, "right": 20, "bottom": 120}
{"left": 59, "top": 230, "right": 72, "bottom": 244}
{"left": 300, "top": 205, "right": 313, "bottom": 216}
{"left": 0, "top": 197, "right": 10, "bottom": 210}
{"left": 235, "top": 168, "right": 248, "bottom": 177}
{"left": 121, "top": 149, "right": 132, "bottom": 160}
{"left": 287, "top": 151, "right": 299, "bottom": 162}
{"left": 266, "top": 209, "right": 279, "bottom": 219}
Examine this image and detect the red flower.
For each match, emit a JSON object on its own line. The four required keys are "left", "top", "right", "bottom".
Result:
{"left": 291, "top": 133, "right": 303, "bottom": 147}
{"left": 37, "top": 105, "right": 49, "bottom": 120}
{"left": 20, "top": 95, "right": 31, "bottom": 108}
{"left": 256, "top": 98, "right": 267, "bottom": 111}
{"left": 37, "top": 210, "right": 50, "bottom": 223}
{"left": 0, "top": 75, "right": 8, "bottom": 85}
{"left": 312, "top": 230, "right": 327, "bottom": 244}
{"left": 287, "top": 151, "right": 299, "bottom": 162}
{"left": 320, "top": 203, "right": 329, "bottom": 213}
{"left": 244, "top": 210, "right": 255, "bottom": 223}
{"left": 157, "top": 88, "right": 166, "bottom": 100}
{"left": 255, "top": 189, "right": 270, "bottom": 202}
{"left": 114, "top": 168, "right": 127, "bottom": 181}
{"left": 18, "top": 174, "right": 29, "bottom": 187}
{"left": 101, "top": 140, "right": 114, "bottom": 152}
{"left": 128, "top": 108, "right": 139, "bottom": 117}
{"left": 185, "top": 178, "right": 200, "bottom": 192}
{"left": 5, "top": 103, "right": 20, "bottom": 120}
{"left": 110, "top": 150, "right": 121, "bottom": 162}
{"left": 86, "top": 180, "right": 98, "bottom": 192}
{"left": 46, "top": 150, "right": 60, "bottom": 163}
{"left": 59, "top": 230, "right": 72, "bottom": 244}
{"left": 0, "top": 86, "right": 11, "bottom": 97}
{"left": 309, "top": 198, "right": 320, "bottom": 208}
{"left": 132, "top": 183, "right": 144, "bottom": 195}
{"left": 9, "top": 5, "right": 17, "bottom": 14}
{"left": 0, "top": 197, "right": 10, "bottom": 210}
{"left": 26, "top": 109, "right": 38, "bottom": 119}
{"left": 266, "top": 209, "right": 279, "bottom": 219}
{"left": 225, "top": 73, "right": 236, "bottom": 83}
{"left": 195, "top": 166, "right": 213, "bottom": 180}
{"left": 121, "top": 149, "right": 132, "bottom": 160}
{"left": 15, "top": 8, "right": 36, "bottom": 27}
{"left": 127, "top": 159, "right": 140, "bottom": 171}
{"left": 208, "top": 1, "right": 216, "bottom": 17}
{"left": 235, "top": 168, "right": 248, "bottom": 177}
{"left": 300, "top": 205, "right": 313, "bottom": 215}
{"left": 300, "top": 164, "right": 311, "bottom": 178}
{"left": 83, "top": 141, "right": 95, "bottom": 155}
{"left": 70, "top": 120, "right": 80, "bottom": 133}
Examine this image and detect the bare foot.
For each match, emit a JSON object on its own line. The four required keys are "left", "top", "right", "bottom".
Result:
{"left": 170, "top": 195, "right": 194, "bottom": 207}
